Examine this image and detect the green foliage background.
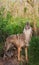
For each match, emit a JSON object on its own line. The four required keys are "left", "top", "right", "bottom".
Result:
{"left": 29, "top": 36, "right": 39, "bottom": 65}
{"left": 0, "top": 7, "right": 39, "bottom": 65}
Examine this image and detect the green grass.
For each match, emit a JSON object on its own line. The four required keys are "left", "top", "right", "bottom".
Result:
{"left": 0, "top": 10, "right": 39, "bottom": 65}
{"left": 28, "top": 36, "right": 39, "bottom": 65}
{"left": 36, "top": 17, "right": 39, "bottom": 27}
{"left": 0, "top": 36, "right": 39, "bottom": 65}
{"left": 20, "top": 36, "right": 39, "bottom": 65}
{"left": 0, "top": 43, "right": 4, "bottom": 56}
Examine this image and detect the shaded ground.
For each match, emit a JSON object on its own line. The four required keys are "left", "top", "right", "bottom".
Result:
{"left": 0, "top": 56, "right": 27, "bottom": 65}
{"left": 0, "top": 46, "right": 20, "bottom": 65}
{"left": 0, "top": 57, "right": 19, "bottom": 65}
{"left": 0, "top": 47, "right": 26, "bottom": 65}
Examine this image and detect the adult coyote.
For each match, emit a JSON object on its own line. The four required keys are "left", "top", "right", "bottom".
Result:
{"left": 4, "top": 22, "right": 32, "bottom": 62}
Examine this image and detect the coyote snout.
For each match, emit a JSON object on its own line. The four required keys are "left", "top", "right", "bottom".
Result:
{"left": 4, "top": 22, "right": 32, "bottom": 62}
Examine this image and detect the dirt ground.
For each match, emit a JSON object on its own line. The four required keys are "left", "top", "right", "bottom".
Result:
{"left": 0, "top": 57, "right": 19, "bottom": 65}
{"left": 0, "top": 55, "right": 27, "bottom": 65}
{"left": 0, "top": 44, "right": 27, "bottom": 65}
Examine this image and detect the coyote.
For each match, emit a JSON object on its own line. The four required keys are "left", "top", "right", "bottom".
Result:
{"left": 4, "top": 22, "right": 32, "bottom": 62}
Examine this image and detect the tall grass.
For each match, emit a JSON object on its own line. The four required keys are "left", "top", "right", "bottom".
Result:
{"left": 0, "top": 7, "right": 39, "bottom": 65}
{"left": 29, "top": 36, "right": 39, "bottom": 65}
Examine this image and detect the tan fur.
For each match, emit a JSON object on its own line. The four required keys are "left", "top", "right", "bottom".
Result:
{"left": 4, "top": 25, "right": 32, "bottom": 62}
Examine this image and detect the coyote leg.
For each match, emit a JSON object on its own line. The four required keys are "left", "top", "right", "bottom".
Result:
{"left": 18, "top": 47, "right": 21, "bottom": 61}
{"left": 25, "top": 47, "right": 28, "bottom": 63}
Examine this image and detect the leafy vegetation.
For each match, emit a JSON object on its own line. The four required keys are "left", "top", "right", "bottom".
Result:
{"left": 29, "top": 36, "right": 39, "bottom": 65}
{"left": 0, "top": 7, "right": 39, "bottom": 65}
{"left": 0, "top": 8, "right": 34, "bottom": 43}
